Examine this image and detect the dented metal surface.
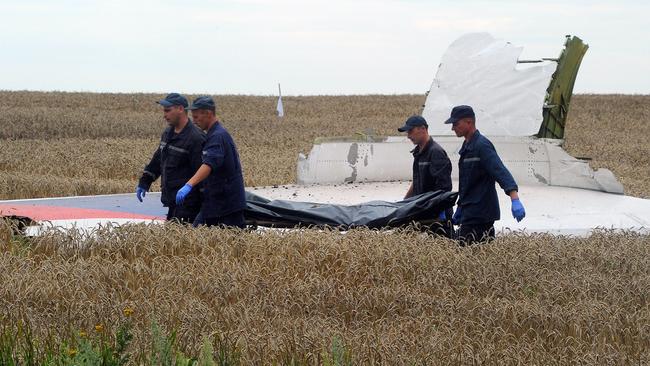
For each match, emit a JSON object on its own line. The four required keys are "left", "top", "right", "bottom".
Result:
{"left": 298, "top": 135, "right": 623, "bottom": 194}
{"left": 345, "top": 143, "right": 359, "bottom": 183}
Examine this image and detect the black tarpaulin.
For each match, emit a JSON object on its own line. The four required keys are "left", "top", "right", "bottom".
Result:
{"left": 244, "top": 190, "right": 457, "bottom": 229}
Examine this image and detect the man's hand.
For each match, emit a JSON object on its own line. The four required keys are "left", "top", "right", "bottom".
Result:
{"left": 175, "top": 183, "right": 193, "bottom": 205}
{"left": 136, "top": 186, "right": 147, "bottom": 202}
{"left": 511, "top": 198, "right": 525, "bottom": 222}
{"left": 452, "top": 207, "right": 462, "bottom": 225}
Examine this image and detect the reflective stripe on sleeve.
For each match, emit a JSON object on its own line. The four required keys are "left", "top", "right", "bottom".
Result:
{"left": 167, "top": 145, "right": 189, "bottom": 154}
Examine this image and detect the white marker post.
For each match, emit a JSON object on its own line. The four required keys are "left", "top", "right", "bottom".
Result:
{"left": 276, "top": 83, "right": 284, "bottom": 118}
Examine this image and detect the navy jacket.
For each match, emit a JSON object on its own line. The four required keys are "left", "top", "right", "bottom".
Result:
{"left": 139, "top": 121, "right": 206, "bottom": 209}
{"left": 201, "top": 122, "right": 246, "bottom": 218}
{"left": 411, "top": 137, "right": 452, "bottom": 196}
{"left": 410, "top": 137, "right": 453, "bottom": 218}
{"left": 457, "top": 130, "right": 518, "bottom": 225}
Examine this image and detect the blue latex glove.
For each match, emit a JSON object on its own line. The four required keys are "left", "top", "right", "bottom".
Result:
{"left": 136, "top": 186, "right": 147, "bottom": 202}
{"left": 175, "top": 183, "right": 193, "bottom": 205}
{"left": 452, "top": 207, "right": 462, "bottom": 225}
{"left": 511, "top": 198, "right": 526, "bottom": 222}
{"left": 438, "top": 210, "right": 446, "bottom": 221}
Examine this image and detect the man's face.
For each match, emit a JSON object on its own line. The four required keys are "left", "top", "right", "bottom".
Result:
{"left": 163, "top": 105, "right": 184, "bottom": 126}
{"left": 407, "top": 126, "right": 427, "bottom": 145}
{"left": 451, "top": 118, "right": 471, "bottom": 137}
{"left": 191, "top": 109, "right": 213, "bottom": 130}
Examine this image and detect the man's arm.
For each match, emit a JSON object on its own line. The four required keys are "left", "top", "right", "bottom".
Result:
{"left": 428, "top": 149, "right": 453, "bottom": 192}
{"left": 176, "top": 163, "right": 212, "bottom": 205}
{"left": 480, "top": 144, "right": 518, "bottom": 195}
{"left": 177, "top": 135, "right": 224, "bottom": 205}
{"left": 190, "top": 134, "right": 207, "bottom": 175}
{"left": 480, "top": 144, "right": 525, "bottom": 221}
{"left": 187, "top": 164, "right": 212, "bottom": 187}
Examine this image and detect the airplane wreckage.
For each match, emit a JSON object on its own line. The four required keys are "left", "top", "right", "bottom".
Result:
{"left": 1, "top": 33, "right": 649, "bottom": 236}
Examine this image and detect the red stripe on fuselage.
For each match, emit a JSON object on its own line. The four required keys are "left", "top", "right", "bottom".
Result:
{"left": 0, "top": 204, "right": 163, "bottom": 221}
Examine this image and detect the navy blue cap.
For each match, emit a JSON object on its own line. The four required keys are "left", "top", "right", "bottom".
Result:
{"left": 444, "top": 105, "right": 475, "bottom": 124}
{"left": 156, "top": 93, "right": 188, "bottom": 108}
{"left": 187, "top": 96, "right": 216, "bottom": 111}
{"left": 397, "top": 115, "right": 428, "bottom": 132}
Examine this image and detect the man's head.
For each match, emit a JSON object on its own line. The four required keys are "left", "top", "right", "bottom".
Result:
{"left": 156, "top": 93, "right": 189, "bottom": 126}
{"left": 398, "top": 115, "right": 429, "bottom": 145}
{"left": 188, "top": 96, "right": 217, "bottom": 131}
{"left": 445, "top": 105, "right": 476, "bottom": 138}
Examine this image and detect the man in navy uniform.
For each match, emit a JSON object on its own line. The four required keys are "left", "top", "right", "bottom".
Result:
{"left": 446, "top": 105, "right": 526, "bottom": 245}
{"left": 175, "top": 96, "right": 246, "bottom": 228}
{"left": 398, "top": 115, "right": 453, "bottom": 238}
{"left": 136, "top": 93, "right": 206, "bottom": 224}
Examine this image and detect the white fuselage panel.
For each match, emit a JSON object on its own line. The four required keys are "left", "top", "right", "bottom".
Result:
{"left": 297, "top": 136, "right": 623, "bottom": 194}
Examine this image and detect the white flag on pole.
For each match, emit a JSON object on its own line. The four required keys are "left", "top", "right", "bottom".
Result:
{"left": 276, "top": 83, "right": 284, "bottom": 118}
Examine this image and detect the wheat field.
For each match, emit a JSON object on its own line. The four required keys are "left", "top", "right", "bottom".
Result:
{"left": 1, "top": 91, "right": 649, "bottom": 364}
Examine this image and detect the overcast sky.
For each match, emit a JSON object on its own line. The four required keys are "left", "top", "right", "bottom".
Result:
{"left": 1, "top": 0, "right": 648, "bottom": 95}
